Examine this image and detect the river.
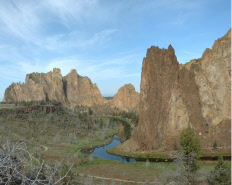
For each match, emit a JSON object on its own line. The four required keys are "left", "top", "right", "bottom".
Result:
{"left": 83, "top": 135, "right": 231, "bottom": 162}
{"left": 84, "top": 135, "right": 136, "bottom": 162}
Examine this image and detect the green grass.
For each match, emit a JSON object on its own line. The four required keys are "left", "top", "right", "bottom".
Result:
{"left": 200, "top": 152, "right": 231, "bottom": 157}
{"left": 0, "top": 108, "right": 120, "bottom": 166}
{"left": 106, "top": 147, "right": 169, "bottom": 159}
{"left": 107, "top": 147, "right": 231, "bottom": 161}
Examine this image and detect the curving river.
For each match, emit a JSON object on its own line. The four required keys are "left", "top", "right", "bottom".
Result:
{"left": 84, "top": 135, "right": 136, "bottom": 162}
{"left": 82, "top": 135, "right": 230, "bottom": 163}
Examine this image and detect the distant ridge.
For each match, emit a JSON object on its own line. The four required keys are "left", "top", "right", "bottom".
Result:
{"left": 3, "top": 68, "right": 105, "bottom": 109}
{"left": 3, "top": 69, "right": 140, "bottom": 111}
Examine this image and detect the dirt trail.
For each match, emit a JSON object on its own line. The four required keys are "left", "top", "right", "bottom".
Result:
{"left": 37, "top": 144, "right": 161, "bottom": 184}
{"left": 32, "top": 144, "right": 50, "bottom": 168}
{"left": 77, "top": 173, "right": 161, "bottom": 184}
{"left": 41, "top": 145, "right": 48, "bottom": 151}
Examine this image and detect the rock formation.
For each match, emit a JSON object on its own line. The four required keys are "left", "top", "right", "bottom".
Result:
{"left": 3, "top": 68, "right": 106, "bottom": 108}
{"left": 110, "top": 84, "right": 140, "bottom": 112}
{"left": 3, "top": 68, "right": 140, "bottom": 111}
{"left": 127, "top": 29, "right": 231, "bottom": 151}
{"left": 63, "top": 69, "right": 105, "bottom": 109}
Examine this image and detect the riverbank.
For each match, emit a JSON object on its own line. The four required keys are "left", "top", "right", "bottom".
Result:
{"left": 81, "top": 135, "right": 116, "bottom": 154}
{"left": 106, "top": 143, "right": 231, "bottom": 161}
{"left": 78, "top": 126, "right": 119, "bottom": 152}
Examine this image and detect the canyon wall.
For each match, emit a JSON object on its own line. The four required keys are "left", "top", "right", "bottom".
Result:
{"left": 3, "top": 68, "right": 106, "bottom": 108}
{"left": 127, "top": 29, "right": 231, "bottom": 150}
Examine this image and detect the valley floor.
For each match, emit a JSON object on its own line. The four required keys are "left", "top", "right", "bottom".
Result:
{"left": 0, "top": 106, "right": 231, "bottom": 184}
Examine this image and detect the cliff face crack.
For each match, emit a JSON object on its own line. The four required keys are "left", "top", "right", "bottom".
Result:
{"left": 62, "top": 79, "right": 67, "bottom": 99}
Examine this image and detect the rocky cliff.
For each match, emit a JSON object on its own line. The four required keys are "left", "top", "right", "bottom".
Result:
{"left": 3, "top": 68, "right": 106, "bottom": 108}
{"left": 63, "top": 69, "right": 105, "bottom": 109}
{"left": 110, "top": 84, "right": 140, "bottom": 112}
{"left": 127, "top": 29, "right": 231, "bottom": 151}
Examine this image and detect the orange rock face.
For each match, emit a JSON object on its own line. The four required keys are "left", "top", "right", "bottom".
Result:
{"left": 3, "top": 68, "right": 105, "bottom": 108}
{"left": 110, "top": 84, "right": 140, "bottom": 112}
{"left": 127, "top": 29, "right": 231, "bottom": 151}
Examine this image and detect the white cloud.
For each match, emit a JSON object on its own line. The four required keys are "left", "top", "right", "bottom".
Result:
{"left": 14, "top": 59, "right": 79, "bottom": 77}
{"left": 42, "top": 0, "right": 99, "bottom": 25}
{"left": 47, "top": 59, "right": 80, "bottom": 76}
{"left": 0, "top": 1, "right": 41, "bottom": 42}
{"left": 100, "top": 54, "right": 139, "bottom": 66}
{"left": 2, "top": 52, "right": 139, "bottom": 83}
{"left": 0, "top": 0, "right": 119, "bottom": 51}
{"left": 35, "top": 29, "right": 119, "bottom": 51}
{"left": 184, "top": 50, "right": 201, "bottom": 56}
{"left": 177, "top": 50, "right": 202, "bottom": 64}
{"left": 82, "top": 29, "right": 119, "bottom": 48}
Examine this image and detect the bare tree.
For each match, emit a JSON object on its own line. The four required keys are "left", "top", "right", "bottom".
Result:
{"left": 0, "top": 138, "right": 72, "bottom": 184}
{"left": 162, "top": 152, "right": 201, "bottom": 185}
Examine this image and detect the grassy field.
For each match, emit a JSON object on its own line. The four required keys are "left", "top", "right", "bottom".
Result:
{"left": 0, "top": 107, "right": 119, "bottom": 164}
{"left": 0, "top": 107, "right": 230, "bottom": 184}
{"left": 70, "top": 158, "right": 229, "bottom": 184}
{"left": 107, "top": 146, "right": 170, "bottom": 159}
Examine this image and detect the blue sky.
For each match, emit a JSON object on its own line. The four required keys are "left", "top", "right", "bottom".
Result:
{"left": 0, "top": 0, "right": 231, "bottom": 100}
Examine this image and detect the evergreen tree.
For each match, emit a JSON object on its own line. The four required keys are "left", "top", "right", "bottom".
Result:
{"left": 208, "top": 155, "right": 231, "bottom": 185}
{"left": 180, "top": 125, "right": 201, "bottom": 156}
{"left": 88, "top": 108, "right": 93, "bottom": 115}
{"left": 213, "top": 140, "right": 218, "bottom": 151}
{"left": 99, "top": 118, "right": 104, "bottom": 129}
{"left": 179, "top": 124, "right": 201, "bottom": 184}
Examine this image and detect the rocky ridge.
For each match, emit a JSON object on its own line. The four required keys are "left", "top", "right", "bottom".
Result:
{"left": 110, "top": 84, "right": 140, "bottom": 112}
{"left": 3, "top": 69, "right": 140, "bottom": 111}
{"left": 126, "top": 29, "right": 231, "bottom": 151}
{"left": 63, "top": 69, "right": 105, "bottom": 109}
{"left": 3, "top": 68, "right": 106, "bottom": 108}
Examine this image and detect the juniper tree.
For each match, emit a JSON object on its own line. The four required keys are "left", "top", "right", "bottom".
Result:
{"left": 180, "top": 125, "right": 201, "bottom": 156}
{"left": 208, "top": 155, "right": 231, "bottom": 185}
{"left": 179, "top": 124, "right": 201, "bottom": 184}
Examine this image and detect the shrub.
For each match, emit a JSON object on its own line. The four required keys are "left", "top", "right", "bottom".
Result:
{"left": 146, "top": 159, "right": 150, "bottom": 168}
{"left": 213, "top": 140, "right": 218, "bottom": 151}
{"left": 180, "top": 125, "right": 201, "bottom": 156}
{"left": 173, "top": 139, "right": 179, "bottom": 150}
{"left": 88, "top": 108, "right": 93, "bottom": 115}
{"left": 208, "top": 155, "right": 231, "bottom": 185}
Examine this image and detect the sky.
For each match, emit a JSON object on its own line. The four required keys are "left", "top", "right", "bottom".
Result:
{"left": 0, "top": 0, "right": 231, "bottom": 100}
